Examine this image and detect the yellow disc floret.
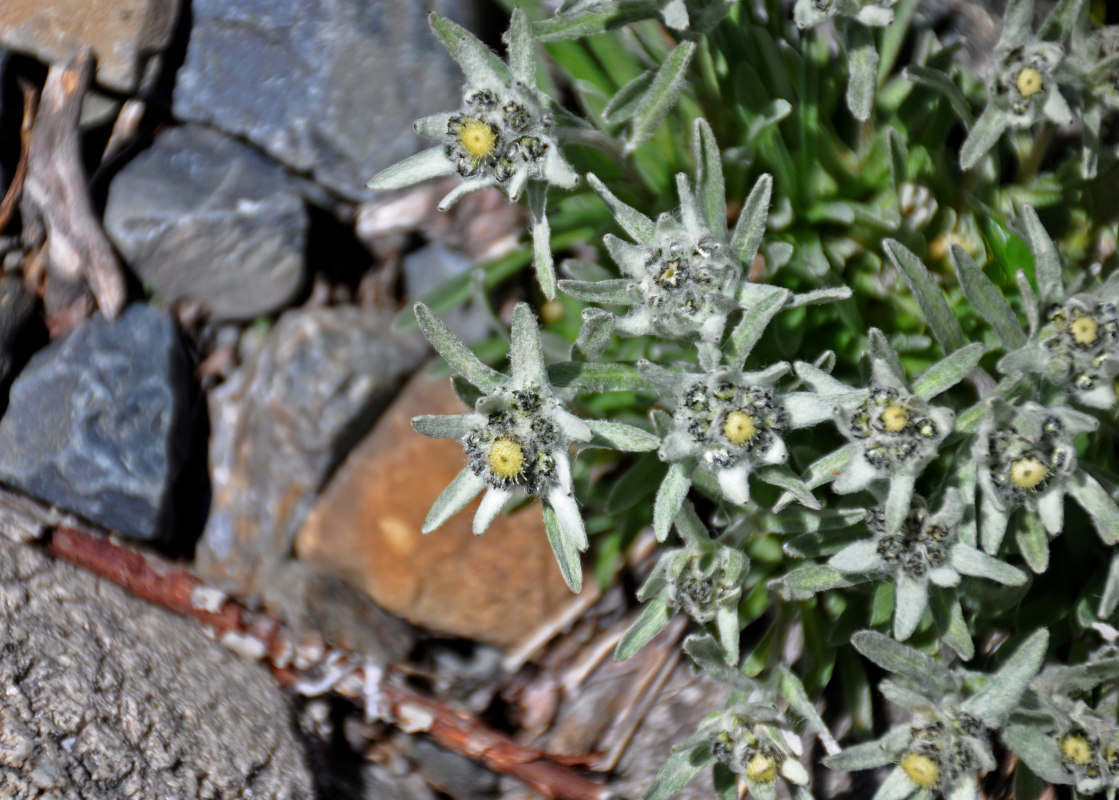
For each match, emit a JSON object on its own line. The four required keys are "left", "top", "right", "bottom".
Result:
{"left": 1070, "top": 315, "right": 1099, "bottom": 346}
{"left": 1010, "top": 456, "right": 1049, "bottom": 491}
{"left": 457, "top": 119, "right": 499, "bottom": 160}
{"left": 488, "top": 437, "right": 526, "bottom": 482}
{"left": 900, "top": 753, "right": 940, "bottom": 789}
{"left": 745, "top": 753, "right": 778, "bottom": 784}
{"left": 881, "top": 404, "right": 909, "bottom": 433}
{"left": 723, "top": 411, "right": 758, "bottom": 446}
{"left": 1016, "top": 67, "right": 1044, "bottom": 98}
{"left": 1061, "top": 734, "right": 1094, "bottom": 766}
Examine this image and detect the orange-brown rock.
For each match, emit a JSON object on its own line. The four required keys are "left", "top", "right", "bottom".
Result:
{"left": 0, "top": 0, "right": 179, "bottom": 93}
{"left": 296, "top": 369, "right": 574, "bottom": 648}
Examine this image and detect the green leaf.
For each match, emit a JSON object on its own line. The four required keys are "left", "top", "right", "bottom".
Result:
{"left": 693, "top": 118, "right": 727, "bottom": 237}
{"left": 585, "top": 419, "right": 660, "bottom": 451}
{"left": 528, "top": 182, "right": 556, "bottom": 300}
{"left": 850, "top": 630, "right": 956, "bottom": 693}
{"left": 883, "top": 239, "right": 966, "bottom": 353}
{"left": 730, "top": 174, "right": 773, "bottom": 267}
{"left": 544, "top": 504, "right": 583, "bottom": 593}
{"left": 414, "top": 303, "right": 506, "bottom": 393}
{"left": 1003, "top": 725, "right": 1067, "bottom": 785}
{"left": 778, "top": 666, "right": 840, "bottom": 754}
{"left": 505, "top": 7, "right": 536, "bottom": 87}
{"left": 950, "top": 544, "right": 1028, "bottom": 586}
{"left": 642, "top": 740, "right": 715, "bottom": 800}
{"left": 839, "top": 18, "right": 878, "bottom": 121}
{"left": 903, "top": 65, "right": 974, "bottom": 127}
{"left": 558, "top": 278, "right": 633, "bottom": 305}
{"left": 684, "top": 634, "right": 758, "bottom": 692}
{"left": 533, "top": 0, "right": 661, "bottom": 41}
{"left": 606, "top": 454, "right": 666, "bottom": 514}
{"left": 509, "top": 302, "right": 548, "bottom": 388}
{"left": 756, "top": 465, "right": 821, "bottom": 510}
{"left": 961, "top": 629, "right": 1049, "bottom": 726}
{"left": 911, "top": 342, "right": 984, "bottom": 400}
{"left": 960, "top": 106, "right": 1011, "bottom": 170}
{"left": 366, "top": 146, "right": 455, "bottom": 191}
{"left": 724, "top": 286, "right": 790, "bottom": 368}
{"left": 547, "top": 361, "right": 647, "bottom": 391}
{"left": 615, "top": 598, "right": 673, "bottom": 660}
{"left": 769, "top": 565, "right": 851, "bottom": 601}
{"left": 602, "top": 69, "right": 655, "bottom": 124}
{"left": 654, "top": 462, "right": 693, "bottom": 541}
{"left": 1067, "top": 471, "right": 1119, "bottom": 545}
{"left": 1019, "top": 205, "right": 1063, "bottom": 303}
{"left": 429, "top": 12, "right": 510, "bottom": 87}
{"left": 423, "top": 468, "right": 486, "bottom": 533}
{"left": 1099, "top": 552, "right": 1119, "bottom": 618}
{"left": 624, "top": 40, "right": 696, "bottom": 155}
{"left": 587, "top": 173, "right": 656, "bottom": 242}
{"left": 950, "top": 246, "right": 1027, "bottom": 350}
{"left": 824, "top": 737, "right": 898, "bottom": 771}
{"left": 411, "top": 414, "right": 478, "bottom": 440}
{"left": 571, "top": 307, "right": 615, "bottom": 361}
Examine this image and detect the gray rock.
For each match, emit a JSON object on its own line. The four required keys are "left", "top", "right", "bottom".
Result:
{"left": 0, "top": 275, "right": 39, "bottom": 395}
{"left": 104, "top": 125, "right": 309, "bottom": 322}
{"left": 0, "top": 304, "right": 194, "bottom": 541}
{"left": 0, "top": 534, "right": 317, "bottom": 799}
{"left": 172, "top": 0, "right": 475, "bottom": 200}
{"left": 195, "top": 305, "right": 426, "bottom": 603}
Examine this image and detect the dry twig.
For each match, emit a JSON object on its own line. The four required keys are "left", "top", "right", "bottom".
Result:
{"left": 20, "top": 49, "right": 126, "bottom": 318}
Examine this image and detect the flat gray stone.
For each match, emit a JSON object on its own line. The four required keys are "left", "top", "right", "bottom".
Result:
{"left": 0, "top": 534, "right": 317, "bottom": 799}
{"left": 195, "top": 305, "right": 426, "bottom": 603}
{"left": 172, "top": 0, "right": 475, "bottom": 200}
{"left": 0, "top": 275, "right": 39, "bottom": 396}
{"left": 0, "top": 305, "right": 194, "bottom": 541}
{"left": 104, "top": 125, "right": 308, "bottom": 322}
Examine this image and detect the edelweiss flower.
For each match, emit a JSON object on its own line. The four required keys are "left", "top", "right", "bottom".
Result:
{"left": 828, "top": 492, "right": 1026, "bottom": 640}
{"left": 649, "top": 705, "right": 811, "bottom": 800}
{"left": 796, "top": 334, "right": 980, "bottom": 534}
{"left": 827, "top": 629, "right": 1048, "bottom": 800}
{"left": 616, "top": 502, "right": 747, "bottom": 664}
{"left": 410, "top": 302, "right": 657, "bottom": 592}
{"left": 960, "top": 0, "right": 1075, "bottom": 169}
{"left": 367, "top": 10, "right": 578, "bottom": 298}
{"left": 1000, "top": 271, "right": 1119, "bottom": 410}
{"left": 972, "top": 400, "right": 1100, "bottom": 558}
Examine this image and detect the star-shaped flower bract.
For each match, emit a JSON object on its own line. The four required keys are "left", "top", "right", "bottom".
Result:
{"left": 367, "top": 10, "right": 579, "bottom": 299}
{"left": 411, "top": 302, "right": 656, "bottom": 592}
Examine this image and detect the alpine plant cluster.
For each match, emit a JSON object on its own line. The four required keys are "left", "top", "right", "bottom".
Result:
{"left": 365, "top": 0, "right": 1119, "bottom": 798}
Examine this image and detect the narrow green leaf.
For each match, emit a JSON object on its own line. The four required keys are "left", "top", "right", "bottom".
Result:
{"left": 544, "top": 504, "right": 583, "bottom": 593}
{"left": 1003, "top": 725, "right": 1067, "bottom": 784}
{"left": 571, "top": 307, "right": 615, "bottom": 361}
{"left": 624, "top": 40, "right": 696, "bottom": 155}
{"left": 824, "top": 738, "right": 897, "bottom": 771}
{"left": 839, "top": 19, "right": 878, "bottom": 121}
{"left": 414, "top": 303, "right": 505, "bottom": 393}
{"left": 654, "top": 462, "right": 693, "bottom": 541}
{"left": 1016, "top": 510, "right": 1050, "bottom": 574}
{"left": 615, "top": 598, "right": 673, "bottom": 660}
{"left": 960, "top": 106, "right": 1010, "bottom": 170}
{"left": 911, "top": 342, "right": 985, "bottom": 400}
{"left": 693, "top": 118, "right": 727, "bottom": 236}
{"left": 950, "top": 246, "right": 1027, "bottom": 350}
{"left": 1019, "top": 204, "right": 1063, "bottom": 303}
{"left": 366, "top": 147, "right": 455, "bottom": 191}
{"left": 1067, "top": 471, "right": 1119, "bottom": 545}
{"left": 770, "top": 565, "right": 851, "bottom": 601}
{"left": 1099, "top": 552, "right": 1119, "bottom": 618}
{"left": 587, "top": 173, "right": 655, "bottom": 241}
{"left": 547, "top": 361, "right": 647, "bottom": 391}
{"left": 725, "top": 287, "right": 790, "bottom": 368}
{"left": 505, "top": 7, "right": 535, "bottom": 87}
{"left": 429, "top": 12, "right": 509, "bottom": 87}
{"left": 729, "top": 174, "right": 773, "bottom": 267}
{"left": 642, "top": 742, "right": 715, "bottom": 800}
{"left": 528, "top": 183, "right": 555, "bottom": 300}
{"left": 903, "top": 65, "right": 974, "bottom": 127}
{"left": 585, "top": 419, "right": 660, "bottom": 452}
{"left": 423, "top": 467, "right": 486, "bottom": 533}
{"left": 950, "top": 544, "right": 1028, "bottom": 586}
{"left": 558, "top": 278, "right": 633, "bottom": 305}
{"left": 778, "top": 666, "right": 840, "bottom": 754}
{"left": 883, "top": 239, "right": 966, "bottom": 353}
{"left": 961, "top": 629, "right": 1049, "bottom": 726}
{"left": 755, "top": 465, "right": 821, "bottom": 510}
{"left": 602, "top": 69, "right": 655, "bottom": 124}
{"left": 533, "top": 0, "right": 661, "bottom": 41}
{"left": 851, "top": 630, "right": 956, "bottom": 693}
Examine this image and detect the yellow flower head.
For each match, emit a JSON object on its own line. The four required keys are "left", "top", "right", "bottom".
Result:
{"left": 745, "top": 752, "right": 778, "bottom": 784}
{"left": 881, "top": 404, "right": 909, "bottom": 433}
{"left": 457, "top": 118, "right": 499, "bottom": 160}
{"left": 1010, "top": 456, "right": 1049, "bottom": 491}
{"left": 1070, "top": 315, "right": 1099, "bottom": 347}
{"left": 900, "top": 753, "right": 940, "bottom": 789}
{"left": 1061, "top": 734, "right": 1094, "bottom": 767}
{"left": 1016, "top": 67, "right": 1044, "bottom": 98}
{"left": 723, "top": 411, "right": 758, "bottom": 446}
{"left": 488, "top": 437, "right": 526, "bottom": 481}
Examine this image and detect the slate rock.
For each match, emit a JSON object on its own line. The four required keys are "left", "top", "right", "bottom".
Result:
{"left": 172, "top": 0, "right": 475, "bottom": 200}
{"left": 0, "top": 534, "right": 317, "bottom": 799}
{"left": 195, "top": 306, "right": 426, "bottom": 603}
{"left": 295, "top": 370, "right": 574, "bottom": 648}
{"left": 0, "top": 0, "right": 179, "bottom": 92}
{"left": 104, "top": 125, "right": 309, "bottom": 322}
{"left": 0, "top": 275, "right": 40, "bottom": 399}
{"left": 0, "top": 304, "right": 194, "bottom": 541}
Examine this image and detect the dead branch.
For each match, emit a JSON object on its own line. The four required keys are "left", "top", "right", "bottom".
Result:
{"left": 21, "top": 48, "right": 126, "bottom": 318}
{"left": 36, "top": 515, "right": 611, "bottom": 800}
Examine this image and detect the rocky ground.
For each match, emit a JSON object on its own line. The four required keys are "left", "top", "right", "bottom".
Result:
{"left": 0, "top": 1, "right": 730, "bottom": 798}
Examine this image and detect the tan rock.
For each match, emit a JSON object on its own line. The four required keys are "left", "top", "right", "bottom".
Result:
{"left": 0, "top": 0, "right": 179, "bottom": 92}
{"left": 296, "top": 370, "right": 574, "bottom": 648}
